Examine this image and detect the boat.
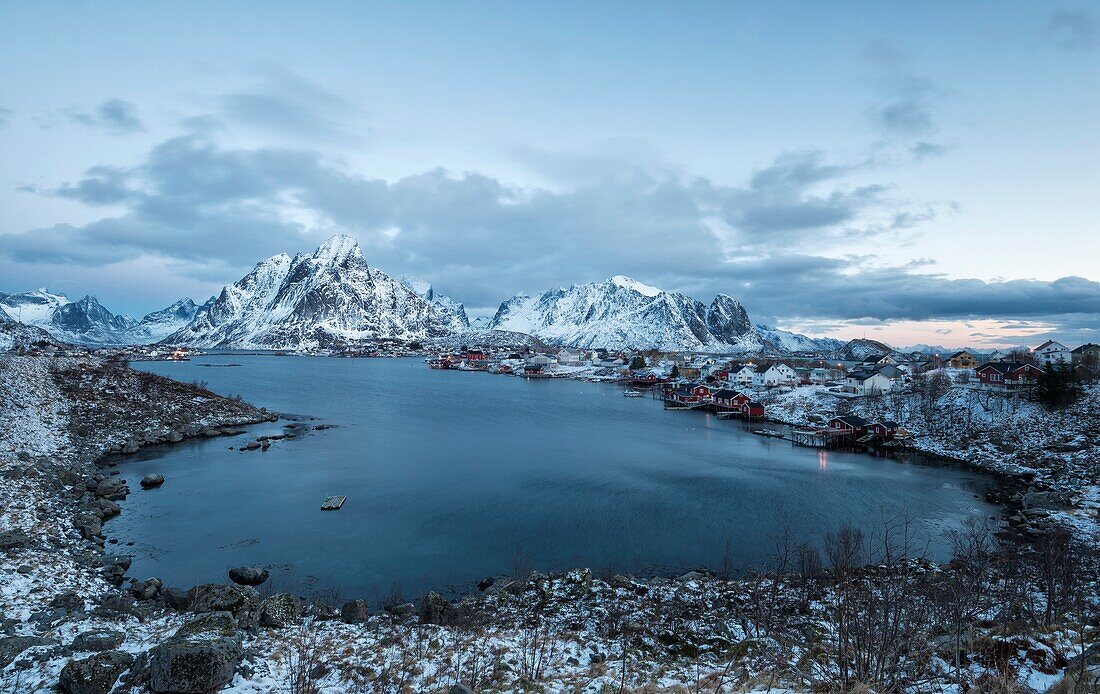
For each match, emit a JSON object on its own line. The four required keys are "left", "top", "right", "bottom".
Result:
{"left": 623, "top": 389, "right": 644, "bottom": 398}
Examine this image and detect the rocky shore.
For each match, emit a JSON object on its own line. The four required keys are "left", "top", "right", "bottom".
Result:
{"left": 1, "top": 354, "right": 1097, "bottom": 693}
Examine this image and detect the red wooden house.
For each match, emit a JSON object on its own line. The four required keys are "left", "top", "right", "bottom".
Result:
{"left": 691, "top": 384, "right": 714, "bottom": 400}
{"left": 711, "top": 388, "right": 750, "bottom": 408}
{"left": 868, "top": 421, "right": 900, "bottom": 440}
{"left": 741, "top": 401, "right": 765, "bottom": 418}
{"left": 829, "top": 416, "right": 871, "bottom": 433}
{"left": 975, "top": 362, "right": 1042, "bottom": 389}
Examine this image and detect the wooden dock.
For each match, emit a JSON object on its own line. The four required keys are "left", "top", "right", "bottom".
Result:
{"left": 321, "top": 495, "right": 346, "bottom": 511}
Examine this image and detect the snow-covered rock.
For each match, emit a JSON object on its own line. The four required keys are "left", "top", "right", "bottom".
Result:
{"left": 831, "top": 338, "right": 895, "bottom": 361}
{"left": 164, "top": 235, "right": 458, "bottom": 349}
{"left": 399, "top": 275, "right": 469, "bottom": 330}
{"left": 124, "top": 298, "right": 201, "bottom": 344}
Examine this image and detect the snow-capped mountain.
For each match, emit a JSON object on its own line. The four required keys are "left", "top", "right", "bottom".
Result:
{"left": 164, "top": 235, "right": 458, "bottom": 349}
{"left": 832, "top": 338, "right": 895, "bottom": 361}
{"left": 398, "top": 275, "right": 469, "bottom": 330}
{"left": 0, "top": 305, "right": 62, "bottom": 351}
{"left": 124, "top": 298, "right": 201, "bottom": 344}
{"left": 0, "top": 289, "right": 202, "bottom": 346}
{"left": 486, "top": 275, "right": 826, "bottom": 353}
{"left": 756, "top": 325, "right": 844, "bottom": 354}
{"left": 0, "top": 290, "right": 137, "bottom": 345}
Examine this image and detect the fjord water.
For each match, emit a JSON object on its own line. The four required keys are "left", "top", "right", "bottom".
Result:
{"left": 119, "top": 356, "right": 993, "bottom": 601}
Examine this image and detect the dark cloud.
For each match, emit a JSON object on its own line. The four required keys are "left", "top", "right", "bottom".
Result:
{"left": 1045, "top": 8, "right": 1098, "bottom": 50}
{"left": 3, "top": 133, "right": 1096, "bottom": 338}
{"left": 68, "top": 99, "right": 144, "bottom": 135}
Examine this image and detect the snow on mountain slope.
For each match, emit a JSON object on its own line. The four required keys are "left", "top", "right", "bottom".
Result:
{"left": 0, "top": 289, "right": 71, "bottom": 326}
{"left": 832, "top": 338, "right": 896, "bottom": 361}
{"left": 0, "top": 290, "right": 141, "bottom": 345}
{"left": 164, "top": 235, "right": 458, "bottom": 349}
{"left": 399, "top": 275, "right": 469, "bottom": 330}
{"left": 488, "top": 277, "right": 794, "bottom": 353}
{"left": 756, "top": 325, "right": 844, "bottom": 353}
{"left": 124, "top": 299, "right": 201, "bottom": 344}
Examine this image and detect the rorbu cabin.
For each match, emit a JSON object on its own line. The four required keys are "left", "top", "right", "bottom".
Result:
{"left": 828, "top": 416, "right": 871, "bottom": 433}
{"left": 741, "top": 401, "right": 765, "bottom": 418}
{"left": 691, "top": 384, "right": 713, "bottom": 400}
{"left": 868, "top": 421, "right": 900, "bottom": 440}
{"left": 711, "top": 388, "right": 749, "bottom": 408}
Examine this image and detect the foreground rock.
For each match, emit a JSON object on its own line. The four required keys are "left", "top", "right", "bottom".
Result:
{"left": 340, "top": 598, "right": 370, "bottom": 624}
{"left": 227, "top": 564, "right": 268, "bottom": 586}
{"left": 58, "top": 650, "right": 133, "bottom": 694}
{"left": 140, "top": 473, "right": 165, "bottom": 489}
{"left": 189, "top": 583, "right": 259, "bottom": 626}
{"left": 149, "top": 612, "right": 242, "bottom": 694}
{"left": 259, "top": 593, "right": 301, "bottom": 628}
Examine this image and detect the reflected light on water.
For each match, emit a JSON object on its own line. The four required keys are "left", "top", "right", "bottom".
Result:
{"left": 818, "top": 449, "right": 828, "bottom": 472}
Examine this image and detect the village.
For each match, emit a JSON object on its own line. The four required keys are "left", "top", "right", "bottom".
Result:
{"left": 426, "top": 340, "right": 1100, "bottom": 451}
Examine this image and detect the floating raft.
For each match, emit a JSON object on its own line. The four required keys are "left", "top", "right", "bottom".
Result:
{"left": 320, "top": 495, "right": 346, "bottom": 511}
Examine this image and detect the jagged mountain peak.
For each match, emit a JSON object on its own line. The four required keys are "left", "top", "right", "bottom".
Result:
{"left": 608, "top": 275, "right": 662, "bottom": 297}
{"left": 312, "top": 233, "right": 364, "bottom": 267}
{"left": 164, "top": 235, "right": 459, "bottom": 349}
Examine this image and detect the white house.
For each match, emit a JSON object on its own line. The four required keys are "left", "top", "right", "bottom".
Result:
{"left": 733, "top": 365, "right": 757, "bottom": 386}
{"left": 1033, "top": 340, "right": 1071, "bottom": 366}
{"left": 750, "top": 362, "right": 798, "bottom": 388}
{"left": 845, "top": 368, "right": 896, "bottom": 395}
{"left": 556, "top": 348, "right": 587, "bottom": 366}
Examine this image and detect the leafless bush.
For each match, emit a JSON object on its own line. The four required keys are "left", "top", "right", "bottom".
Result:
{"left": 285, "top": 622, "right": 325, "bottom": 694}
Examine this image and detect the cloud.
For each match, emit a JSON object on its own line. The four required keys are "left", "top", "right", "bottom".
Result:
{"left": 68, "top": 98, "right": 144, "bottom": 135}
{"left": 2, "top": 132, "right": 1096, "bottom": 339}
{"left": 1045, "top": 8, "right": 1098, "bottom": 50}
{"left": 217, "top": 65, "right": 364, "bottom": 143}
{"left": 869, "top": 75, "right": 938, "bottom": 136}
{"left": 0, "top": 107, "right": 10, "bottom": 128}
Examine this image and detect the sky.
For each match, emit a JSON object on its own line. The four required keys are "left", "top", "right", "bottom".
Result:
{"left": 1, "top": 1, "right": 1098, "bottom": 349}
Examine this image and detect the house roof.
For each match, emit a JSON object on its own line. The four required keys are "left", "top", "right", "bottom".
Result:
{"left": 711, "top": 388, "right": 744, "bottom": 400}
{"left": 976, "top": 361, "right": 1041, "bottom": 375}
{"left": 832, "top": 415, "right": 871, "bottom": 428}
{"left": 947, "top": 351, "right": 972, "bottom": 359}
{"left": 1071, "top": 343, "right": 1099, "bottom": 354}
{"left": 875, "top": 420, "right": 900, "bottom": 429}
{"left": 1034, "top": 340, "right": 1066, "bottom": 352}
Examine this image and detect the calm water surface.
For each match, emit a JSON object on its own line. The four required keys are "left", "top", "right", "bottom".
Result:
{"left": 117, "top": 355, "right": 994, "bottom": 600}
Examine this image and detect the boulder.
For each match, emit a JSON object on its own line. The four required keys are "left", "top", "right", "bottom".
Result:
{"left": 140, "top": 474, "right": 165, "bottom": 489}
{"left": 75, "top": 513, "right": 102, "bottom": 540}
{"left": 227, "top": 565, "right": 269, "bottom": 586}
{"left": 94, "top": 478, "right": 127, "bottom": 500}
{"left": 58, "top": 650, "right": 133, "bottom": 694}
{"left": 450, "top": 685, "right": 476, "bottom": 694}
{"left": 71, "top": 629, "right": 125, "bottom": 653}
{"left": 419, "top": 592, "right": 458, "bottom": 626}
{"left": 130, "top": 577, "right": 163, "bottom": 601}
{"left": 259, "top": 593, "right": 301, "bottom": 628}
{"left": 0, "top": 529, "right": 31, "bottom": 552}
{"left": 161, "top": 587, "right": 192, "bottom": 611}
{"left": 0, "top": 636, "right": 59, "bottom": 668}
{"left": 189, "top": 583, "right": 259, "bottom": 625}
{"left": 340, "top": 599, "right": 370, "bottom": 624}
{"left": 150, "top": 612, "right": 242, "bottom": 694}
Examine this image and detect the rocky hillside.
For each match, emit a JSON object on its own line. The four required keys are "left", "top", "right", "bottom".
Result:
{"left": 164, "top": 235, "right": 458, "bottom": 350}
